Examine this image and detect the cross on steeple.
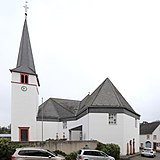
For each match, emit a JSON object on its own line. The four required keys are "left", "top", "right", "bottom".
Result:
{"left": 23, "top": 1, "right": 29, "bottom": 17}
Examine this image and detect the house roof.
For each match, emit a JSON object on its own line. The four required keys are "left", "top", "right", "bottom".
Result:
{"left": 10, "top": 18, "right": 40, "bottom": 86}
{"left": 140, "top": 121, "right": 160, "bottom": 135}
{"left": 37, "top": 78, "right": 140, "bottom": 122}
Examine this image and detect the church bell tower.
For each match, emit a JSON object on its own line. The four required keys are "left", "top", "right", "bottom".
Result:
{"left": 10, "top": 3, "right": 40, "bottom": 141}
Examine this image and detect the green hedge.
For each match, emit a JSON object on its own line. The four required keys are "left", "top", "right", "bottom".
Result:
{"left": 65, "top": 152, "right": 77, "bottom": 160}
{"left": 0, "top": 138, "right": 20, "bottom": 160}
{"left": 63, "top": 142, "right": 120, "bottom": 160}
{"left": 96, "top": 142, "right": 120, "bottom": 159}
{"left": 54, "top": 150, "right": 77, "bottom": 160}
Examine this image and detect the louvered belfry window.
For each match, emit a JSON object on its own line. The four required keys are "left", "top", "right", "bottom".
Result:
{"left": 21, "top": 74, "right": 28, "bottom": 84}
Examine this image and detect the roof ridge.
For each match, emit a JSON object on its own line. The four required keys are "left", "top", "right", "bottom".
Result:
{"left": 36, "top": 98, "right": 59, "bottom": 119}
{"left": 87, "top": 78, "right": 107, "bottom": 106}
{"left": 53, "top": 97, "right": 80, "bottom": 101}
{"left": 78, "top": 94, "right": 90, "bottom": 112}
{"left": 94, "top": 78, "right": 107, "bottom": 103}
{"left": 108, "top": 79, "right": 123, "bottom": 107}
{"left": 52, "top": 98, "right": 75, "bottom": 115}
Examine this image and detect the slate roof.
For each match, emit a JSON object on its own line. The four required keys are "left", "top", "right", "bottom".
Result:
{"left": 10, "top": 18, "right": 40, "bottom": 85}
{"left": 37, "top": 98, "right": 80, "bottom": 121}
{"left": 140, "top": 121, "right": 160, "bottom": 135}
{"left": 77, "top": 78, "right": 137, "bottom": 115}
{"left": 37, "top": 78, "right": 140, "bottom": 121}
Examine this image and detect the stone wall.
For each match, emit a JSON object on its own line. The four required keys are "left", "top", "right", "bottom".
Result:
{"left": 17, "top": 140, "right": 98, "bottom": 154}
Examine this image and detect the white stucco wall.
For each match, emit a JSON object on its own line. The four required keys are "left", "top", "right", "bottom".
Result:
{"left": 40, "top": 112, "right": 139, "bottom": 155}
{"left": 153, "top": 125, "right": 160, "bottom": 142}
{"left": 67, "top": 114, "right": 89, "bottom": 140}
{"left": 87, "top": 113, "right": 139, "bottom": 155}
{"left": 37, "top": 113, "right": 90, "bottom": 141}
{"left": 123, "top": 114, "right": 140, "bottom": 154}
{"left": 11, "top": 72, "right": 39, "bottom": 141}
{"left": 88, "top": 113, "right": 124, "bottom": 143}
{"left": 36, "top": 121, "right": 65, "bottom": 141}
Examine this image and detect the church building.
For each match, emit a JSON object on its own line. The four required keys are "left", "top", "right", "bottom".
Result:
{"left": 10, "top": 11, "right": 140, "bottom": 156}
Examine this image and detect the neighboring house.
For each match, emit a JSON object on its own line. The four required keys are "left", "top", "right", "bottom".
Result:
{"left": 10, "top": 13, "right": 140, "bottom": 156}
{"left": 140, "top": 121, "right": 160, "bottom": 150}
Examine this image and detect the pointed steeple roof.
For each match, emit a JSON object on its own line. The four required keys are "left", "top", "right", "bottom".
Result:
{"left": 10, "top": 17, "right": 40, "bottom": 86}
{"left": 11, "top": 19, "right": 36, "bottom": 75}
{"left": 78, "top": 78, "right": 139, "bottom": 116}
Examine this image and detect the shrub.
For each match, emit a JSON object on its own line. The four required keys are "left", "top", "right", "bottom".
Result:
{"left": 96, "top": 142, "right": 120, "bottom": 160}
{"left": 54, "top": 150, "right": 66, "bottom": 157}
{"left": 0, "top": 138, "right": 20, "bottom": 160}
{"left": 65, "top": 151, "right": 77, "bottom": 160}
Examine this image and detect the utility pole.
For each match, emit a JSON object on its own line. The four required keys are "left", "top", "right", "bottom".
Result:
{"left": 41, "top": 97, "right": 44, "bottom": 142}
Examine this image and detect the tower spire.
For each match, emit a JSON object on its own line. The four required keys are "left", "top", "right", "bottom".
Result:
{"left": 10, "top": 2, "right": 40, "bottom": 86}
{"left": 23, "top": 1, "right": 29, "bottom": 18}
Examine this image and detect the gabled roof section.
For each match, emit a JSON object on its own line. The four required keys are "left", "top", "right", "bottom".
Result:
{"left": 37, "top": 98, "right": 80, "bottom": 121}
{"left": 10, "top": 19, "right": 36, "bottom": 75}
{"left": 78, "top": 78, "right": 138, "bottom": 115}
{"left": 53, "top": 98, "right": 80, "bottom": 115}
{"left": 140, "top": 121, "right": 160, "bottom": 135}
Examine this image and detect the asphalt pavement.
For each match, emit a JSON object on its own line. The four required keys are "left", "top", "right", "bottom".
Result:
{"left": 130, "top": 152, "right": 160, "bottom": 160}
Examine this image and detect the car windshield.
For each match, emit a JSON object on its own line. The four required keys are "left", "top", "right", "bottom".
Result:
{"left": 101, "top": 152, "right": 108, "bottom": 157}
{"left": 47, "top": 150, "right": 56, "bottom": 156}
{"left": 144, "top": 148, "right": 152, "bottom": 152}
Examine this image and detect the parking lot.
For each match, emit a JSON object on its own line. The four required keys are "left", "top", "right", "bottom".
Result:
{"left": 130, "top": 152, "right": 160, "bottom": 160}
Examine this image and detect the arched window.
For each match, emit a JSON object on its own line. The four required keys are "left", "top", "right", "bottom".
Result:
{"left": 145, "top": 141, "right": 151, "bottom": 148}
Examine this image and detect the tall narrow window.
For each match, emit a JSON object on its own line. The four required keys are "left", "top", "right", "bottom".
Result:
{"left": 109, "top": 113, "right": 117, "bottom": 124}
{"left": 25, "top": 75, "right": 28, "bottom": 84}
{"left": 19, "top": 127, "right": 29, "bottom": 142}
{"left": 21, "top": 74, "right": 28, "bottom": 84}
{"left": 21, "top": 74, "right": 24, "bottom": 83}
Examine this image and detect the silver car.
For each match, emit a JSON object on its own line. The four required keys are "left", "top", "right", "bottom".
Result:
{"left": 141, "top": 148, "right": 156, "bottom": 158}
{"left": 76, "top": 149, "right": 115, "bottom": 160}
{"left": 11, "top": 147, "right": 65, "bottom": 160}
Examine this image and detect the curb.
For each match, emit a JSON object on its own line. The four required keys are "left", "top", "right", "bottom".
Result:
{"left": 120, "top": 153, "right": 140, "bottom": 160}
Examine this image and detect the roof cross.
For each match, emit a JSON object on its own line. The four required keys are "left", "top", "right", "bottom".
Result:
{"left": 23, "top": 1, "right": 29, "bottom": 17}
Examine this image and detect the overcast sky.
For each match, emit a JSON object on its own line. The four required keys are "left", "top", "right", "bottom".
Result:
{"left": 1, "top": 0, "right": 160, "bottom": 126}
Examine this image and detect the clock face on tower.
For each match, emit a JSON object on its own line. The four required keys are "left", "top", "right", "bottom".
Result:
{"left": 21, "top": 86, "right": 27, "bottom": 92}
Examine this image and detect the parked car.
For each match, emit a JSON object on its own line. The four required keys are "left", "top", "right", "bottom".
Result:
{"left": 11, "top": 147, "right": 65, "bottom": 160}
{"left": 76, "top": 149, "right": 115, "bottom": 160}
{"left": 141, "top": 148, "right": 156, "bottom": 158}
